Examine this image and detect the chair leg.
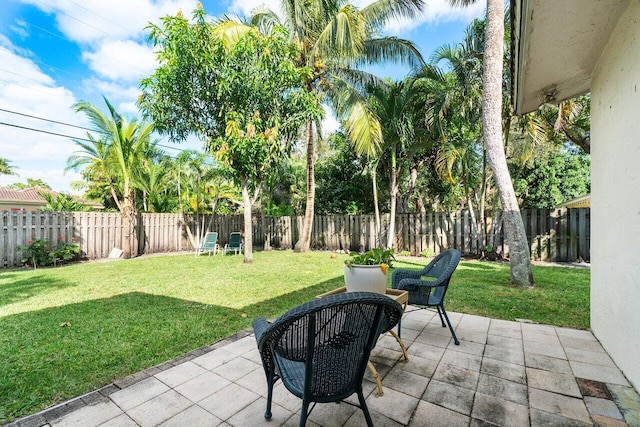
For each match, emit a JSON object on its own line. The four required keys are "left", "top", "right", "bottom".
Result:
{"left": 436, "top": 306, "right": 446, "bottom": 327}
{"left": 357, "top": 389, "right": 374, "bottom": 427}
{"left": 439, "top": 305, "right": 460, "bottom": 345}
{"left": 299, "top": 401, "right": 310, "bottom": 427}
{"left": 265, "top": 376, "right": 274, "bottom": 419}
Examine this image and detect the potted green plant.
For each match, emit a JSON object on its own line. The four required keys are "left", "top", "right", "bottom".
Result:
{"left": 344, "top": 248, "right": 396, "bottom": 294}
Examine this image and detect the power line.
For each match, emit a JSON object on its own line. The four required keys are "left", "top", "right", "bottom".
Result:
{"left": 0, "top": 119, "right": 199, "bottom": 155}
{"left": 34, "top": 0, "right": 117, "bottom": 39}
{"left": 30, "top": 58, "right": 89, "bottom": 82}
{"left": 62, "top": 0, "right": 137, "bottom": 35}
{"left": 0, "top": 120, "right": 90, "bottom": 141}
{"left": 0, "top": 67, "right": 53, "bottom": 85}
{"left": 0, "top": 108, "right": 94, "bottom": 132}
{"left": 0, "top": 78, "right": 64, "bottom": 98}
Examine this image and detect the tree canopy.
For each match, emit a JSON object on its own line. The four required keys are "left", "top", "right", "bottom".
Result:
{"left": 139, "top": 6, "right": 322, "bottom": 262}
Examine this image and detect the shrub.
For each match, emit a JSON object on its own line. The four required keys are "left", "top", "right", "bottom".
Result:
{"left": 421, "top": 248, "right": 435, "bottom": 257}
{"left": 51, "top": 239, "right": 81, "bottom": 266}
{"left": 17, "top": 236, "right": 80, "bottom": 269}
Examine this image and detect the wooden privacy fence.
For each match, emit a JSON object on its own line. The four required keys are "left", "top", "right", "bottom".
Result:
{"left": 1, "top": 208, "right": 589, "bottom": 267}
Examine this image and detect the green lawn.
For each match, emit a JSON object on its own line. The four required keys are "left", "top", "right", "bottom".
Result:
{"left": 0, "top": 251, "right": 590, "bottom": 423}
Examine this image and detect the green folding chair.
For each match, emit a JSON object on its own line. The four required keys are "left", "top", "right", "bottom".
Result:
{"left": 223, "top": 232, "right": 243, "bottom": 255}
{"left": 195, "top": 232, "right": 219, "bottom": 256}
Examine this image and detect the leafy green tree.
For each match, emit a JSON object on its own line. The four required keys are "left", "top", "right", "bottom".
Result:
{"left": 417, "top": 20, "right": 485, "bottom": 247}
{"left": 8, "top": 178, "right": 51, "bottom": 190}
{"left": 246, "top": 0, "right": 425, "bottom": 252}
{"left": 0, "top": 158, "right": 17, "bottom": 176}
{"left": 513, "top": 146, "right": 590, "bottom": 208}
{"left": 134, "top": 158, "right": 177, "bottom": 213}
{"left": 262, "top": 160, "right": 305, "bottom": 216}
{"left": 367, "top": 78, "right": 429, "bottom": 248}
{"left": 528, "top": 95, "right": 591, "bottom": 154}
{"left": 140, "top": 8, "right": 322, "bottom": 262}
{"left": 315, "top": 132, "right": 376, "bottom": 214}
{"left": 69, "top": 97, "right": 155, "bottom": 258}
{"left": 40, "top": 192, "right": 92, "bottom": 212}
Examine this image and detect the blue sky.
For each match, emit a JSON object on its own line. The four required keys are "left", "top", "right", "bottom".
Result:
{"left": 0, "top": 0, "right": 484, "bottom": 193}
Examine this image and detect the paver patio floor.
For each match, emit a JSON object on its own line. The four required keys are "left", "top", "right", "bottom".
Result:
{"left": 8, "top": 307, "right": 640, "bottom": 427}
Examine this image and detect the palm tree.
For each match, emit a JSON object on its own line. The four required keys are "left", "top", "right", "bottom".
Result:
{"left": 70, "top": 97, "right": 155, "bottom": 259}
{"left": 419, "top": 21, "right": 485, "bottom": 251}
{"left": 0, "top": 157, "right": 17, "bottom": 176}
{"left": 447, "top": 0, "right": 533, "bottom": 287}
{"left": 367, "top": 78, "right": 428, "bottom": 248}
{"left": 247, "top": 0, "right": 425, "bottom": 252}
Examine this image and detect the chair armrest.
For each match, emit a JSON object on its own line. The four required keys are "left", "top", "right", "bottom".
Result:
{"left": 253, "top": 317, "right": 271, "bottom": 345}
{"left": 396, "top": 278, "right": 430, "bottom": 291}
{"left": 391, "top": 268, "right": 423, "bottom": 288}
{"left": 399, "top": 276, "right": 447, "bottom": 289}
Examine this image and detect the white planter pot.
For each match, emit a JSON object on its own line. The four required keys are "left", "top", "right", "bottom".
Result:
{"left": 344, "top": 265, "right": 388, "bottom": 294}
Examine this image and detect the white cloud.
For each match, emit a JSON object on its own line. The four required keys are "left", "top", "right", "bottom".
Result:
{"left": 321, "top": 104, "right": 340, "bottom": 137}
{"left": 118, "top": 101, "right": 140, "bottom": 116}
{"left": 0, "top": 45, "right": 54, "bottom": 86}
{"left": 228, "top": 0, "right": 282, "bottom": 18}
{"left": 18, "top": 0, "right": 200, "bottom": 44}
{"left": 384, "top": 0, "right": 485, "bottom": 34}
{"left": 81, "top": 78, "right": 142, "bottom": 105}
{"left": 82, "top": 39, "right": 156, "bottom": 82}
{"left": 0, "top": 41, "right": 85, "bottom": 193}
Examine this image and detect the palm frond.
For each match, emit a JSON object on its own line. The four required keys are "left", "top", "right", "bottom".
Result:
{"left": 360, "top": 0, "right": 425, "bottom": 32}
{"left": 327, "top": 65, "right": 387, "bottom": 93}
{"left": 447, "top": 0, "right": 479, "bottom": 7}
{"left": 211, "top": 20, "right": 255, "bottom": 51}
{"left": 250, "top": 7, "right": 283, "bottom": 35}
{"left": 325, "top": 76, "right": 382, "bottom": 157}
{"left": 313, "top": 4, "right": 366, "bottom": 61}
{"left": 358, "top": 37, "right": 424, "bottom": 69}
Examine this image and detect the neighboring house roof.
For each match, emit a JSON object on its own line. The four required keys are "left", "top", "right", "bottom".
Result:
{"left": 511, "top": 0, "right": 630, "bottom": 114}
{"left": 557, "top": 194, "right": 590, "bottom": 209}
{"left": 0, "top": 186, "right": 104, "bottom": 210}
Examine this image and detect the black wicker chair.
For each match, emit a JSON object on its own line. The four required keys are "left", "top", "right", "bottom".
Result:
{"left": 253, "top": 292, "right": 403, "bottom": 427}
{"left": 391, "top": 249, "right": 461, "bottom": 345}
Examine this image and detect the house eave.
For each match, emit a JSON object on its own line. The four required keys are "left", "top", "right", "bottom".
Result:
{"left": 511, "top": 0, "right": 630, "bottom": 116}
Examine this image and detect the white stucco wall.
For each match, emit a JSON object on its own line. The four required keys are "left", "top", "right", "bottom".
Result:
{"left": 591, "top": 0, "right": 640, "bottom": 390}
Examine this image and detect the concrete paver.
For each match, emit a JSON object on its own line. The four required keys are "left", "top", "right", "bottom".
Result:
{"left": 480, "top": 357, "right": 526, "bottom": 384}
{"left": 529, "top": 388, "right": 591, "bottom": 423}
{"left": 476, "top": 374, "right": 528, "bottom": 406}
{"left": 526, "top": 367, "right": 582, "bottom": 397}
{"left": 471, "top": 392, "right": 529, "bottom": 427}
{"left": 8, "top": 307, "right": 638, "bottom": 427}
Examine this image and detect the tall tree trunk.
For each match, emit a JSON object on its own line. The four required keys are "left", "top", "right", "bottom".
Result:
{"left": 121, "top": 188, "right": 135, "bottom": 259}
{"left": 241, "top": 177, "right": 253, "bottom": 263}
{"left": 479, "top": 142, "right": 488, "bottom": 248}
{"left": 386, "top": 150, "right": 398, "bottom": 249}
{"left": 483, "top": 0, "right": 533, "bottom": 287}
{"left": 371, "top": 164, "right": 383, "bottom": 248}
{"left": 466, "top": 192, "right": 480, "bottom": 253}
{"left": 295, "top": 119, "right": 314, "bottom": 252}
{"left": 400, "top": 167, "right": 419, "bottom": 213}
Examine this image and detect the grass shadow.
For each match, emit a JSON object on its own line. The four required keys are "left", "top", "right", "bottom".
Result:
{"left": 0, "top": 271, "right": 75, "bottom": 306}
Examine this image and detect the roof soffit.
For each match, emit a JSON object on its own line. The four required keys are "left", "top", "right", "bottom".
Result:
{"left": 513, "top": 0, "right": 629, "bottom": 115}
